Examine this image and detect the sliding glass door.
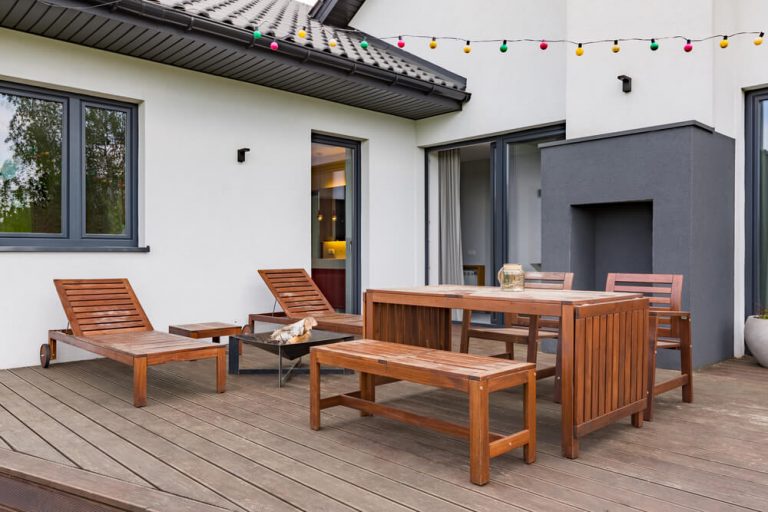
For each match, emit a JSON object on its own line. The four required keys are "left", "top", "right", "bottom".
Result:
{"left": 746, "top": 91, "right": 768, "bottom": 314}
{"left": 426, "top": 126, "right": 565, "bottom": 293}
{"left": 310, "top": 134, "right": 361, "bottom": 314}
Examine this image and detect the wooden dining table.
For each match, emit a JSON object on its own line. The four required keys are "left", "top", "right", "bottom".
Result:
{"left": 363, "top": 285, "right": 651, "bottom": 458}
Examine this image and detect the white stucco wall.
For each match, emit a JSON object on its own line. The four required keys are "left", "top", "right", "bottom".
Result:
{"left": 0, "top": 28, "right": 423, "bottom": 369}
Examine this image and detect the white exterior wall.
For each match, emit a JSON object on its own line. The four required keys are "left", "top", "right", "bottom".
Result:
{"left": 0, "top": 29, "right": 423, "bottom": 369}
{"left": 352, "top": 0, "right": 768, "bottom": 357}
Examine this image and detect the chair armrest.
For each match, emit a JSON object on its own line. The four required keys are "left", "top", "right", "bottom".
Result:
{"left": 649, "top": 310, "right": 690, "bottom": 318}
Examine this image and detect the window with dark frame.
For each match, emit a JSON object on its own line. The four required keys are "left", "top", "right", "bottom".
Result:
{"left": 0, "top": 81, "right": 138, "bottom": 249}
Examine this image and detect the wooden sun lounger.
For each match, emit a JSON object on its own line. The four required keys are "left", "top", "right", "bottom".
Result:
{"left": 42, "top": 279, "right": 226, "bottom": 407}
{"left": 249, "top": 269, "right": 362, "bottom": 336}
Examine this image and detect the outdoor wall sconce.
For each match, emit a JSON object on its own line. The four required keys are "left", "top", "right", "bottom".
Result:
{"left": 617, "top": 75, "right": 632, "bottom": 93}
{"left": 237, "top": 147, "right": 250, "bottom": 163}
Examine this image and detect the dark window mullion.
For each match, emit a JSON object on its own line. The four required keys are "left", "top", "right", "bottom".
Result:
{"left": 68, "top": 97, "right": 83, "bottom": 241}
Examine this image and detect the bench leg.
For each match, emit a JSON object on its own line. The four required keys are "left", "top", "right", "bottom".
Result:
{"left": 524, "top": 370, "right": 537, "bottom": 464}
{"left": 360, "top": 371, "right": 375, "bottom": 417}
{"left": 469, "top": 379, "right": 490, "bottom": 485}
{"left": 216, "top": 349, "right": 226, "bottom": 393}
{"left": 133, "top": 357, "right": 147, "bottom": 408}
{"left": 310, "top": 351, "right": 321, "bottom": 431}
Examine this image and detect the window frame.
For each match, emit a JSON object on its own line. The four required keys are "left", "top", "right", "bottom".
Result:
{"left": 745, "top": 88, "right": 768, "bottom": 314}
{"left": 0, "top": 80, "right": 139, "bottom": 250}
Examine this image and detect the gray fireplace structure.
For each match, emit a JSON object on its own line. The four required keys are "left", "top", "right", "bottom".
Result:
{"left": 540, "top": 122, "right": 735, "bottom": 368}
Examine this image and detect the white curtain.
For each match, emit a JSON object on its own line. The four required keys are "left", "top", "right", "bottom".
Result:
{"left": 439, "top": 149, "right": 464, "bottom": 294}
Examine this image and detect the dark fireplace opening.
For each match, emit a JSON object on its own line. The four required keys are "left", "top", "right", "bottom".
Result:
{"left": 570, "top": 201, "right": 653, "bottom": 291}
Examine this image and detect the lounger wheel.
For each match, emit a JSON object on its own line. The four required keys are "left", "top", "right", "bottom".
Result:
{"left": 40, "top": 344, "right": 51, "bottom": 368}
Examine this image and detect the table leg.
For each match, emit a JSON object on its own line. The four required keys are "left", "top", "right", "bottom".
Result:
{"left": 524, "top": 369, "right": 536, "bottom": 464}
{"left": 216, "top": 349, "right": 226, "bottom": 393}
{"left": 469, "top": 379, "right": 490, "bottom": 485}
{"left": 228, "top": 336, "right": 239, "bottom": 375}
{"left": 360, "top": 371, "right": 375, "bottom": 417}
{"left": 310, "top": 351, "right": 321, "bottom": 430}
{"left": 527, "top": 315, "right": 539, "bottom": 364}
{"left": 560, "top": 304, "right": 579, "bottom": 459}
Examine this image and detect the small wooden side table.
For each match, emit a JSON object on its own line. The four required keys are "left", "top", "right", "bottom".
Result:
{"left": 169, "top": 322, "right": 243, "bottom": 344}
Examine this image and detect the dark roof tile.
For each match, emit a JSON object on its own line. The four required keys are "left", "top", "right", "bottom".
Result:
{"left": 149, "top": 0, "right": 465, "bottom": 91}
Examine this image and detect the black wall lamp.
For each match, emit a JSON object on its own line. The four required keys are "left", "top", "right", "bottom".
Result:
{"left": 617, "top": 75, "right": 632, "bottom": 93}
{"left": 237, "top": 147, "right": 250, "bottom": 163}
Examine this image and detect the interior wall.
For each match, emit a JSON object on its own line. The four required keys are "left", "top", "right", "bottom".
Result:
{"left": 459, "top": 159, "right": 492, "bottom": 284}
{"left": 0, "top": 28, "right": 421, "bottom": 369}
{"left": 508, "top": 143, "right": 543, "bottom": 270}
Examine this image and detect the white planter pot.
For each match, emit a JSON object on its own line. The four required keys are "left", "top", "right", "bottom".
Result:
{"left": 744, "top": 316, "right": 768, "bottom": 367}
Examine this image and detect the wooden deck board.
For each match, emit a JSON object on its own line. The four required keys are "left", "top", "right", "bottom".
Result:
{"left": 0, "top": 327, "right": 765, "bottom": 512}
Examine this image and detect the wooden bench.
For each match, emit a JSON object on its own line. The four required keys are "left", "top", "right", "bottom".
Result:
{"left": 309, "top": 339, "right": 536, "bottom": 485}
{"left": 43, "top": 279, "right": 226, "bottom": 407}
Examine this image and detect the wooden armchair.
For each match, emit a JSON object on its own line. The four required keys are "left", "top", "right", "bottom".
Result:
{"left": 605, "top": 273, "right": 693, "bottom": 420}
{"left": 460, "top": 272, "right": 574, "bottom": 382}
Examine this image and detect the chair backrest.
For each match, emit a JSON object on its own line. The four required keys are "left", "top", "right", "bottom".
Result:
{"left": 258, "top": 269, "right": 335, "bottom": 317}
{"left": 524, "top": 271, "right": 575, "bottom": 290}
{"left": 506, "top": 272, "right": 574, "bottom": 328}
{"left": 605, "top": 273, "right": 683, "bottom": 338}
{"left": 54, "top": 279, "right": 153, "bottom": 337}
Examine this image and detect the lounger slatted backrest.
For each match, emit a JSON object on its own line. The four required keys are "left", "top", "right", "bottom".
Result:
{"left": 54, "top": 279, "right": 153, "bottom": 337}
{"left": 258, "top": 269, "right": 335, "bottom": 317}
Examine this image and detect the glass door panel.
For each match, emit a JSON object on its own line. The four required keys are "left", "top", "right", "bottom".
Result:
{"left": 311, "top": 138, "right": 360, "bottom": 313}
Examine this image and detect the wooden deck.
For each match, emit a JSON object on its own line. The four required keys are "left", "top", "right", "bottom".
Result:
{"left": 0, "top": 330, "right": 766, "bottom": 511}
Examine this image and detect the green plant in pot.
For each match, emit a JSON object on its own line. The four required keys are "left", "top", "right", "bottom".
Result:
{"left": 744, "top": 307, "right": 768, "bottom": 367}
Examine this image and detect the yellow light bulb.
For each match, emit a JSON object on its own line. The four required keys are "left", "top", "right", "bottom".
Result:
{"left": 720, "top": 37, "right": 729, "bottom": 48}
{"left": 298, "top": 28, "right": 307, "bottom": 39}
{"left": 611, "top": 40, "right": 620, "bottom": 53}
{"left": 575, "top": 44, "right": 584, "bottom": 56}
{"left": 463, "top": 41, "right": 471, "bottom": 54}
{"left": 755, "top": 34, "right": 764, "bottom": 46}
{"left": 429, "top": 37, "right": 437, "bottom": 49}
{"left": 328, "top": 38, "right": 338, "bottom": 47}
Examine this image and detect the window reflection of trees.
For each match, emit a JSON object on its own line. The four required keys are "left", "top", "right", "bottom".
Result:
{"left": 0, "top": 94, "right": 62, "bottom": 233}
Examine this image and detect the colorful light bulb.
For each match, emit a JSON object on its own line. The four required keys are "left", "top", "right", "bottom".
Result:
{"left": 253, "top": 27, "right": 262, "bottom": 39}
{"left": 397, "top": 36, "right": 405, "bottom": 48}
{"left": 720, "top": 35, "right": 729, "bottom": 48}
{"left": 755, "top": 32, "right": 764, "bottom": 46}
{"left": 297, "top": 26, "right": 307, "bottom": 39}
{"left": 429, "top": 37, "right": 437, "bottom": 49}
{"left": 499, "top": 39, "right": 508, "bottom": 53}
{"left": 650, "top": 38, "right": 659, "bottom": 51}
{"left": 360, "top": 38, "right": 369, "bottom": 49}
{"left": 575, "top": 43, "right": 584, "bottom": 56}
{"left": 684, "top": 39, "right": 693, "bottom": 52}
{"left": 463, "top": 40, "right": 471, "bottom": 53}
{"left": 539, "top": 40, "right": 548, "bottom": 50}
{"left": 328, "top": 37, "right": 337, "bottom": 48}
{"left": 270, "top": 41, "right": 279, "bottom": 51}
{"left": 611, "top": 40, "right": 620, "bottom": 53}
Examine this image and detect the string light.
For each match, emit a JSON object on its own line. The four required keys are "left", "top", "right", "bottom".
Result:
{"left": 650, "top": 38, "right": 659, "bottom": 51}
{"left": 500, "top": 39, "right": 508, "bottom": 53}
{"left": 297, "top": 26, "right": 307, "bottom": 39}
{"left": 539, "top": 40, "right": 548, "bottom": 50}
{"left": 270, "top": 41, "right": 279, "bottom": 51}
{"left": 720, "top": 35, "right": 729, "bottom": 48}
{"left": 429, "top": 36, "right": 437, "bottom": 49}
{"left": 360, "top": 37, "right": 369, "bottom": 49}
{"left": 253, "top": 27, "right": 262, "bottom": 39}
{"left": 328, "top": 37, "right": 338, "bottom": 47}
{"left": 575, "top": 43, "right": 584, "bottom": 56}
{"left": 397, "top": 36, "right": 405, "bottom": 48}
{"left": 684, "top": 39, "right": 693, "bottom": 52}
{"left": 611, "top": 40, "right": 620, "bottom": 53}
{"left": 463, "top": 40, "right": 472, "bottom": 53}
{"left": 755, "top": 32, "right": 764, "bottom": 45}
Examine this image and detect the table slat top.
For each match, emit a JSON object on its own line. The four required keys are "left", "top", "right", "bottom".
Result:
{"left": 366, "top": 285, "right": 641, "bottom": 305}
{"left": 313, "top": 339, "right": 534, "bottom": 379}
